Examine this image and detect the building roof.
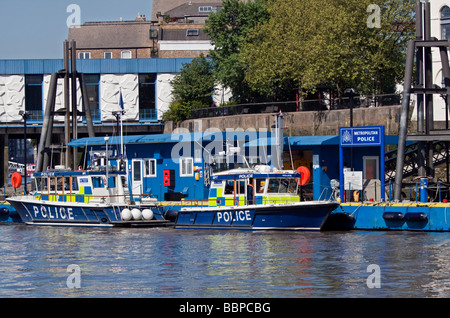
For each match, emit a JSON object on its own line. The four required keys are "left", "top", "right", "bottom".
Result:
{"left": 68, "top": 21, "right": 155, "bottom": 49}
{"left": 164, "top": 2, "right": 223, "bottom": 18}
{"left": 160, "top": 28, "right": 211, "bottom": 41}
{"left": 69, "top": 131, "right": 271, "bottom": 147}
{"left": 151, "top": 0, "right": 223, "bottom": 21}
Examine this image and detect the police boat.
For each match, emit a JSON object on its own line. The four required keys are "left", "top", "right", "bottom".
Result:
{"left": 175, "top": 164, "right": 339, "bottom": 231}
{"left": 7, "top": 164, "right": 171, "bottom": 228}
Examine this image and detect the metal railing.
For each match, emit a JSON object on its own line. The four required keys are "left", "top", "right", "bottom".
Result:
{"left": 190, "top": 94, "right": 402, "bottom": 120}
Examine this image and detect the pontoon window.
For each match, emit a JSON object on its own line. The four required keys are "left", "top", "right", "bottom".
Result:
{"left": 180, "top": 157, "right": 193, "bottom": 177}
{"left": 144, "top": 159, "right": 156, "bottom": 177}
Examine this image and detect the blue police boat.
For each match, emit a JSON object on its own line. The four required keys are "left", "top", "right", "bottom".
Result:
{"left": 175, "top": 165, "right": 339, "bottom": 231}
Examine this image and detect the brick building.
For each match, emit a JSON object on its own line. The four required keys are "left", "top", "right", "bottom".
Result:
{"left": 68, "top": 17, "right": 158, "bottom": 59}
{"left": 68, "top": 1, "right": 223, "bottom": 60}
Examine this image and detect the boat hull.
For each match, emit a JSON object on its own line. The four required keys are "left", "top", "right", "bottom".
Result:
{"left": 175, "top": 201, "right": 339, "bottom": 231}
{"left": 7, "top": 196, "right": 170, "bottom": 228}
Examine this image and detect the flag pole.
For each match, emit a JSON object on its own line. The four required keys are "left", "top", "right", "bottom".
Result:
{"left": 119, "top": 89, "right": 125, "bottom": 157}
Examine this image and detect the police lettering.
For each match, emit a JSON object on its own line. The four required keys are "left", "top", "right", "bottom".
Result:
{"left": 356, "top": 136, "right": 375, "bottom": 142}
{"left": 33, "top": 206, "right": 74, "bottom": 220}
{"left": 217, "top": 210, "right": 251, "bottom": 223}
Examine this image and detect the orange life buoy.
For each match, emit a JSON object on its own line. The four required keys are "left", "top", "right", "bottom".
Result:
{"left": 11, "top": 172, "right": 22, "bottom": 189}
{"left": 296, "top": 166, "right": 311, "bottom": 186}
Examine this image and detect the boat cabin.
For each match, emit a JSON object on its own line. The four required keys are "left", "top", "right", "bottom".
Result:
{"left": 207, "top": 166, "right": 301, "bottom": 207}
{"left": 32, "top": 167, "right": 132, "bottom": 205}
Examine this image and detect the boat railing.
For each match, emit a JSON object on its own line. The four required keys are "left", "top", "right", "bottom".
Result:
{"left": 180, "top": 196, "right": 310, "bottom": 208}
{"left": 32, "top": 192, "right": 158, "bottom": 205}
{"left": 318, "top": 187, "right": 337, "bottom": 202}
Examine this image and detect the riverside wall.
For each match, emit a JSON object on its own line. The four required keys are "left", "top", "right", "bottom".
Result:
{"left": 164, "top": 105, "right": 403, "bottom": 136}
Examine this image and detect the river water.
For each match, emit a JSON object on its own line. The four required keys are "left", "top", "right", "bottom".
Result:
{"left": 0, "top": 224, "right": 449, "bottom": 298}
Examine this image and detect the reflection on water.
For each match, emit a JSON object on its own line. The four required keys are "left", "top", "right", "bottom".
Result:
{"left": 0, "top": 224, "right": 449, "bottom": 297}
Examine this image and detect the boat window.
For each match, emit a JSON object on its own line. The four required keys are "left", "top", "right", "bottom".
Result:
{"left": 255, "top": 179, "right": 265, "bottom": 193}
{"left": 267, "top": 179, "right": 280, "bottom": 193}
{"left": 49, "top": 178, "right": 56, "bottom": 191}
{"left": 288, "top": 179, "right": 298, "bottom": 193}
{"left": 224, "top": 180, "right": 234, "bottom": 194}
{"left": 237, "top": 180, "right": 245, "bottom": 195}
{"left": 92, "top": 177, "right": 105, "bottom": 188}
{"left": 35, "top": 177, "right": 44, "bottom": 191}
{"left": 108, "top": 176, "right": 116, "bottom": 188}
{"left": 278, "top": 179, "right": 290, "bottom": 193}
{"left": 121, "top": 176, "right": 127, "bottom": 187}
{"left": 42, "top": 178, "right": 49, "bottom": 192}
{"left": 56, "top": 177, "right": 64, "bottom": 191}
{"left": 64, "top": 177, "right": 70, "bottom": 191}
{"left": 72, "top": 177, "right": 79, "bottom": 191}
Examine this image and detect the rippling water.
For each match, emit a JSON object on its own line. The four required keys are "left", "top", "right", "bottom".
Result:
{"left": 0, "top": 224, "right": 449, "bottom": 298}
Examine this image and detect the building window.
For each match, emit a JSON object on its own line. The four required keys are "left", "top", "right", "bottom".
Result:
{"left": 180, "top": 157, "right": 193, "bottom": 177}
{"left": 25, "top": 75, "right": 43, "bottom": 121}
{"left": 144, "top": 159, "right": 156, "bottom": 177}
{"left": 121, "top": 50, "right": 132, "bottom": 59}
{"left": 78, "top": 52, "right": 91, "bottom": 59}
{"left": 199, "top": 6, "right": 212, "bottom": 12}
{"left": 186, "top": 29, "right": 199, "bottom": 36}
{"left": 138, "top": 74, "right": 156, "bottom": 121}
{"left": 104, "top": 52, "right": 112, "bottom": 59}
{"left": 441, "top": 6, "right": 450, "bottom": 40}
{"left": 84, "top": 74, "right": 100, "bottom": 122}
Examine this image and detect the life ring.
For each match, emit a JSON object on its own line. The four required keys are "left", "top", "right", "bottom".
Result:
{"left": 11, "top": 172, "right": 22, "bottom": 189}
{"left": 296, "top": 166, "right": 311, "bottom": 186}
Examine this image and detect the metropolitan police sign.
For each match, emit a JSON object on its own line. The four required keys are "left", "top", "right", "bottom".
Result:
{"left": 339, "top": 126, "right": 383, "bottom": 147}
{"left": 338, "top": 125, "right": 386, "bottom": 202}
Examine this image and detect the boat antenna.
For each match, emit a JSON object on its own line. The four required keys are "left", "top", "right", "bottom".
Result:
{"left": 287, "top": 136, "right": 294, "bottom": 170}
{"left": 82, "top": 140, "right": 88, "bottom": 169}
{"left": 119, "top": 88, "right": 125, "bottom": 157}
{"left": 273, "top": 111, "right": 284, "bottom": 170}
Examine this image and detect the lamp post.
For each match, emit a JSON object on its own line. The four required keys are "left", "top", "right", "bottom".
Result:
{"left": 19, "top": 110, "right": 30, "bottom": 194}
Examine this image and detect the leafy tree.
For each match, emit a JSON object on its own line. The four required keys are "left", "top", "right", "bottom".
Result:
{"left": 205, "top": 0, "right": 271, "bottom": 103}
{"left": 241, "top": 0, "right": 415, "bottom": 97}
{"left": 163, "top": 55, "right": 215, "bottom": 122}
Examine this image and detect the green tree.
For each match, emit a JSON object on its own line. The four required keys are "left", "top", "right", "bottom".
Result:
{"left": 163, "top": 55, "right": 215, "bottom": 122}
{"left": 205, "top": 0, "right": 271, "bottom": 103}
{"left": 241, "top": 0, "right": 415, "bottom": 97}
